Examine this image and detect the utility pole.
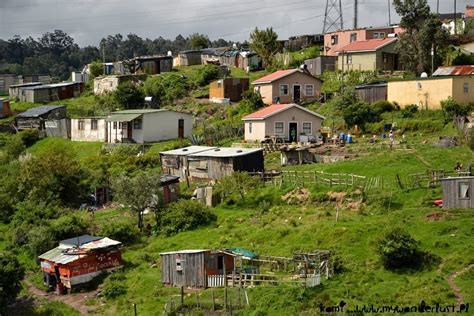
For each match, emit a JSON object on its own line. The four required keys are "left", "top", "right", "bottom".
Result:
{"left": 323, "top": 0, "right": 344, "bottom": 33}
{"left": 354, "top": 0, "right": 358, "bottom": 29}
{"left": 102, "top": 44, "right": 106, "bottom": 75}
{"left": 454, "top": 0, "right": 457, "bottom": 35}
{"left": 436, "top": 0, "right": 439, "bottom": 14}
{"left": 388, "top": 0, "right": 391, "bottom": 25}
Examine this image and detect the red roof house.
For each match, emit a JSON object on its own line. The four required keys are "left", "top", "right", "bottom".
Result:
{"left": 39, "top": 235, "right": 123, "bottom": 293}
{"left": 242, "top": 103, "right": 325, "bottom": 142}
{"left": 252, "top": 69, "right": 323, "bottom": 104}
{"left": 335, "top": 38, "right": 400, "bottom": 72}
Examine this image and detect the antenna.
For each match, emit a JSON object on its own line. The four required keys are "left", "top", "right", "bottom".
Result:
{"left": 354, "top": 0, "right": 358, "bottom": 29}
{"left": 323, "top": 0, "right": 344, "bottom": 33}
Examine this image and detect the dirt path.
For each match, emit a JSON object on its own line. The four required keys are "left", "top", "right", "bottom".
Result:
{"left": 25, "top": 280, "right": 99, "bottom": 315}
{"left": 446, "top": 264, "right": 474, "bottom": 308}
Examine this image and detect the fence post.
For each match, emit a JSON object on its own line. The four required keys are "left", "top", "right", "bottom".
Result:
{"left": 180, "top": 286, "right": 184, "bottom": 306}
{"left": 212, "top": 289, "right": 216, "bottom": 311}
{"left": 224, "top": 287, "right": 228, "bottom": 311}
{"left": 244, "top": 289, "right": 250, "bottom": 306}
{"left": 133, "top": 303, "right": 137, "bottom": 316}
{"left": 195, "top": 291, "right": 199, "bottom": 308}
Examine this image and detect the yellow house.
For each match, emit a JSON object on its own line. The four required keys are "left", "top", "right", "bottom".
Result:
{"left": 336, "top": 38, "right": 400, "bottom": 72}
{"left": 387, "top": 76, "right": 474, "bottom": 110}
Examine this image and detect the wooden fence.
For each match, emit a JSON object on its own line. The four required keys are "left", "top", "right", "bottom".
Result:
{"left": 248, "top": 170, "right": 367, "bottom": 189}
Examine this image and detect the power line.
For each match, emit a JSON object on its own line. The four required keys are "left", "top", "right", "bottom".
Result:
{"left": 323, "top": 0, "right": 344, "bottom": 33}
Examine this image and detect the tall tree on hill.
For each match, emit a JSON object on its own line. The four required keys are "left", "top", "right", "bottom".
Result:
{"left": 393, "top": 0, "right": 449, "bottom": 74}
{"left": 249, "top": 27, "right": 279, "bottom": 68}
{"left": 190, "top": 33, "right": 210, "bottom": 50}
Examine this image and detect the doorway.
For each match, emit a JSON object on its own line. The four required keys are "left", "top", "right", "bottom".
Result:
{"left": 127, "top": 122, "right": 133, "bottom": 140}
{"left": 178, "top": 119, "right": 184, "bottom": 138}
{"left": 293, "top": 85, "right": 301, "bottom": 103}
{"left": 217, "top": 255, "right": 224, "bottom": 274}
{"left": 289, "top": 122, "right": 298, "bottom": 142}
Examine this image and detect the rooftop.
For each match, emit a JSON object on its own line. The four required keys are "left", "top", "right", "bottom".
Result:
{"left": 160, "top": 145, "right": 217, "bottom": 156}
{"left": 433, "top": 65, "right": 474, "bottom": 76}
{"left": 188, "top": 147, "right": 263, "bottom": 158}
{"left": 252, "top": 69, "right": 299, "bottom": 84}
{"left": 160, "top": 249, "right": 210, "bottom": 255}
{"left": 242, "top": 103, "right": 325, "bottom": 121}
{"left": 21, "top": 82, "right": 82, "bottom": 90}
{"left": 16, "top": 105, "right": 66, "bottom": 118}
{"left": 336, "top": 38, "right": 397, "bottom": 53}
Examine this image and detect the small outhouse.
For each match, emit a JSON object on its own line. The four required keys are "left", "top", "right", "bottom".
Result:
{"left": 441, "top": 176, "right": 474, "bottom": 209}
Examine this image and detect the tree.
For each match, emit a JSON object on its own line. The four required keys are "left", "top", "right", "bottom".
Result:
{"left": 113, "top": 81, "right": 145, "bottom": 109}
{"left": 111, "top": 171, "right": 163, "bottom": 230}
{"left": 440, "top": 97, "right": 473, "bottom": 124}
{"left": 0, "top": 253, "right": 25, "bottom": 312}
{"left": 393, "top": 0, "right": 449, "bottom": 74}
{"left": 249, "top": 27, "right": 280, "bottom": 68}
{"left": 190, "top": 33, "right": 210, "bottom": 50}
{"left": 89, "top": 60, "right": 104, "bottom": 78}
{"left": 238, "top": 90, "right": 265, "bottom": 114}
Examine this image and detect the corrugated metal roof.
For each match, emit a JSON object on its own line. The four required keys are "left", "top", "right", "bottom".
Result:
{"left": 160, "top": 174, "right": 180, "bottom": 184}
{"left": 16, "top": 105, "right": 65, "bottom": 118}
{"left": 106, "top": 113, "right": 142, "bottom": 122}
{"left": 433, "top": 65, "right": 474, "bottom": 76}
{"left": 188, "top": 147, "right": 263, "bottom": 158}
{"left": 160, "top": 249, "right": 210, "bottom": 255}
{"left": 160, "top": 146, "right": 217, "bottom": 156}
{"left": 22, "top": 82, "right": 81, "bottom": 90}
{"left": 9, "top": 82, "right": 43, "bottom": 88}
{"left": 81, "top": 237, "right": 122, "bottom": 249}
{"left": 60, "top": 235, "right": 103, "bottom": 247}
{"left": 336, "top": 38, "right": 397, "bottom": 53}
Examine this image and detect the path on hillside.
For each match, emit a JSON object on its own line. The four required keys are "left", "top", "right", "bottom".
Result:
{"left": 25, "top": 280, "right": 98, "bottom": 315}
{"left": 446, "top": 264, "right": 474, "bottom": 308}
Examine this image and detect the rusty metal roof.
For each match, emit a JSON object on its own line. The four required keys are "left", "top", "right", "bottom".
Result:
{"left": 433, "top": 65, "right": 474, "bottom": 76}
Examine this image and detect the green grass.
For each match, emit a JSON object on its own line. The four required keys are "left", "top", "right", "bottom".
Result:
{"left": 27, "top": 137, "right": 102, "bottom": 160}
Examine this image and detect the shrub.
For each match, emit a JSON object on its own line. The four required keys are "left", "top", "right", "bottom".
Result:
{"left": 192, "top": 65, "right": 219, "bottom": 87}
{"left": 0, "top": 253, "right": 25, "bottom": 312}
{"left": 143, "top": 73, "right": 189, "bottom": 105}
{"left": 372, "top": 100, "right": 395, "bottom": 116}
{"left": 27, "top": 225, "right": 56, "bottom": 257}
{"left": 441, "top": 97, "right": 472, "bottom": 123}
{"left": 102, "top": 279, "right": 127, "bottom": 299}
{"left": 469, "top": 128, "right": 474, "bottom": 151}
{"left": 400, "top": 104, "right": 418, "bottom": 118}
{"left": 238, "top": 90, "right": 265, "bottom": 114}
{"left": 51, "top": 215, "right": 89, "bottom": 241}
{"left": 99, "top": 218, "right": 140, "bottom": 244}
{"left": 377, "top": 229, "right": 437, "bottom": 270}
{"left": 159, "top": 200, "right": 216, "bottom": 236}
{"left": 113, "top": 81, "right": 145, "bottom": 109}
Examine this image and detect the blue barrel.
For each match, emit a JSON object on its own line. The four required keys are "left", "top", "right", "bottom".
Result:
{"left": 340, "top": 133, "right": 345, "bottom": 141}
{"left": 347, "top": 134, "right": 353, "bottom": 143}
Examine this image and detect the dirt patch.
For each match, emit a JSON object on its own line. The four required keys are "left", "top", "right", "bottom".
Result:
{"left": 447, "top": 264, "right": 474, "bottom": 308}
{"left": 326, "top": 192, "right": 347, "bottom": 203}
{"left": 425, "top": 212, "right": 446, "bottom": 222}
{"left": 281, "top": 188, "right": 311, "bottom": 204}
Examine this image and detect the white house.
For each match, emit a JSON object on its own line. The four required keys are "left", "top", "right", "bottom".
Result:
{"left": 242, "top": 103, "right": 325, "bottom": 143}
{"left": 71, "top": 117, "right": 107, "bottom": 142}
{"left": 106, "top": 109, "right": 193, "bottom": 144}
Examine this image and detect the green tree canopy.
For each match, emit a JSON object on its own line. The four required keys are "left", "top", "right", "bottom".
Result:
{"left": 113, "top": 81, "right": 145, "bottom": 109}
{"left": 249, "top": 27, "right": 280, "bottom": 68}
{"left": 0, "top": 253, "right": 25, "bottom": 312}
{"left": 190, "top": 33, "right": 210, "bottom": 50}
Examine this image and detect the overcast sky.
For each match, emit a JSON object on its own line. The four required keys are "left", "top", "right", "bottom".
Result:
{"left": 0, "top": 0, "right": 471, "bottom": 46}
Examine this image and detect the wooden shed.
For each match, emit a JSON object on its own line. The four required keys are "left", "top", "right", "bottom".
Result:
{"left": 355, "top": 82, "right": 387, "bottom": 104}
{"left": 16, "top": 105, "right": 68, "bottom": 135}
{"left": 160, "top": 250, "right": 236, "bottom": 288}
{"left": 160, "top": 146, "right": 264, "bottom": 182}
{"left": 209, "top": 77, "right": 249, "bottom": 103}
{"left": 441, "top": 176, "right": 474, "bottom": 209}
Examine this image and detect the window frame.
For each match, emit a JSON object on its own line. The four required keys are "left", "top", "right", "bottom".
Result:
{"left": 458, "top": 182, "right": 470, "bottom": 199}
{"left": 346, "top": 54, "right": 353, "bottom": 65}
{"left": 274, "top": 121, "right": 284, "bottom": 135}
{"left": 248, "top": 122, "right": 252, "bottom": 134}
{"left": 463, "top": 83, "right": 469, "bottom": 94}
{"left": 350, "top": 33, "right": 357, "bottom": 42}
{"left": 304, "top": 84, "right": 314, "bottom": 97}
{"left": 302, "top": 122, "right": 312, "bottom": 135}
{"left": 90, "top": 119, "right": 98, "bottom": 131}
{"left": 279, "top": 84, "right": 289, "bottom": 96}
{"left": 133, "top": 118, "right": 142, "bottom": 130}
{"left": 78, "top": 120, "right": 85, "bottom": 131}
{"left": 331, "top": 35, "right": 338, "bottom": 45}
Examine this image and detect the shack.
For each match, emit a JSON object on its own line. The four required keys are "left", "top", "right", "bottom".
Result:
{"left": 0, "top": 98, "right": 11, "bottom": 118}
{"left": 0, "top": 74, "right": 18, "bottom": 94}
{"left": 304, "top": 56, "right": 337, "bottom": 76}
{"left": 209, "top": 77, "right": 249, "bottom": 103}
{"left": 441, "top": 176, "right": 474, "bottom": 209}
{"left": 9, "top": 82, "right": 43, "bottom": 99}
{"left": 160, "top": 250, "right": 236, "bottom": 288}
{"left": 128, "top": 55, "right": 173, "bottom": 75}
{"left": 160, "top": 174, "right": 180, "bottom": 205}
{"left": 18, "top": 82, "right": 84, "bottom": 103}
{"left": 160, "top": 146, "right": 264, "bottom": 181}
{"left": 355, "top": 82, "right": 387, "bottom": 103}
{"left": 16, "top": 105, "right": 68, "bottom": 137}
{"left": 38, "top": 235, "right": 123, "bottom": 293}
{"left": 174, "top": 50, "right": 202, "bottom": 66}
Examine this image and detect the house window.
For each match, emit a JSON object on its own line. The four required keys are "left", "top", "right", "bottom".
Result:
{"left": 279, "top": 84, "right": 289, "bottom": 96}
{"left": 248, "top": 122, "right": 252, "bottom": 134}
{"left": 459, "top": 182, "right": 470, "bottom": 199}
{"left": 113, "top": 122, "right": 117, "bottom": 129}
{"left": 331, "top": 35, "right": 338, "bottom": 45}
{"left": 350, "top": 33, "right": 357, "bottom": 42}
{"left": 347, "top": 54, "right": 353, "bottom": 64}
{"left": 90, "top": 119, "right": 98, "bottom": 131}
{"left": 78, "top": 120, "right": 85, "bottom": 130}
{"left": 274, "top": 122, "right": 284, "bottom": 134}
{"left": 176, "top": 258, "right": 183, "bottom": 272}
{"left": 305, "top": 84, "right": 314, "bottom": 96}
{"left": 373, "top": 32, "right": 386, "bottom": 39}
{"left": 133, "top": 118, "right": 142, "bottom": 129}
{"left": 464, "top": 83, "right": 469, "bottom": 93}
{"left": 119, "top": 122, "right": 124, "bottom": 129}
{"left": 302, "top": 122, "right": 312, "bottom": 135}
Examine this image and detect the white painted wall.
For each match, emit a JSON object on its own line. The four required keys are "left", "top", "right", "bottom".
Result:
{"left": 143, "top": 111, "right": 193, "bottom": 143}
{"left": 71, "top": 118, "right": 106, "bottom": 142}
{"left": 244, "top": 121, "right": 266, "bottom": 141}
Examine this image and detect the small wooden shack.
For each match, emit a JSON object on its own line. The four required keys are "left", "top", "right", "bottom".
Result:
{"left": 160, "top": 174, "right": 180, "bottom": 205}
{"left": 441, "top": 176, "right": 474, "bottom": 209}
{"left": 355, "top": 82, "right": 387, "bottom": 103}
{"left": 39, "top": 235, "right": 123, "bottom": 293}
{"left": 16, "top": 105, "right": 69, "bottom": 137}
{"left": 160, "top": 146, "right": 264, "bottom": 181}
{"left": 209, "top": 77, "right": 249, "bottom": 103}
{"left": 0, "top": 98, "right": 11, "bottom": 118}
{"left": 160, "top": 250, "right": 236, "bottom": 288}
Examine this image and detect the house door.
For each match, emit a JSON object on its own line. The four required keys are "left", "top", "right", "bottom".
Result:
{"left": 293, "top": 85, "right": 301, "bottom": 103}
{"left": 289, "top": 122, "right": 298, "bottom": 142}
{"left": 217, "top": 255, "right": 224, "bottom": 274}
{"left": 127, "top": 122, "right": 133, "bottom": 139}
{"left": 178, "top": 119, "right": 184, "bottom": 138}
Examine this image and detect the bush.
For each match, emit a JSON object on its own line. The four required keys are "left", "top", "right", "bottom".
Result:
{"left": 377, "top": 229, "right": 437, "bottom": 270}
{"left": 113, "top": 81, "right": 145, "bottom": 109}
{"left": 51, "top": 215, "right": 89, "bottom": 241}
{"left": 143, "top": 73, "right": 189, "bottom": 105}
{"left": 238, "top": 90, "right": 265, "bottom": 114}
{"left": 0, "top": 253, "right": 25, "bottom": 312}
{"left": 159, "top": 200, "right": 216, "bottom": 236}
{"left": 192, "top": 65, "right": 219, "bottom": 87}
{"left": 469, "top": 128, "right": 474, "bottom": 151}
{"left": 27, "top": 225, "right": 56, "bottom": 257}
{"left": 400, "top": 104, "right": 418, "bottom": 118}
{"left": 372, "top": 100, "right": 395, "bottom": 116}
{"left": 441, "top": 97, "right": 472, "bottom": 123}
{"left": 99, "top": 218, "right": 140, "bottom": 244}
{"left": 102, "top": 279, "right": 127, "bottom": 299}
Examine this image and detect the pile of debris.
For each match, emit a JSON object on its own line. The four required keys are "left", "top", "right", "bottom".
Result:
{"left": 434, "top": 136, "right": 458, "bottom": 148}
{"left": 281, "top": 187, "right": 311, "bottom": 204}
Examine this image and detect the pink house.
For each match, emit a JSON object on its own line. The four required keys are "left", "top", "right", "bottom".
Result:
{"left": 323, "top": 26, "right": 403, "bottom": 57}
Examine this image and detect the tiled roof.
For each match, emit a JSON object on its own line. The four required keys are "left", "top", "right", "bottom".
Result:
{"left": 252, "top": 69, "right": 299, "bottom": 84}
{"left": 242, "top": 103, "right": 325, "bottom": 120}
{"left": 336, "top": 38, "right": 397, "bottom": 53}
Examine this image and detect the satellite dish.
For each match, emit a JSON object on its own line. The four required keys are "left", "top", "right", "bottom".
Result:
{"left": 232, "top": 43, "right": 238, "bottom": 49}
{"left": 167, "top": 51, "right": 172, "bottom": 56}
{"left": 420, "top": 72, "right": 428, "bottom": 78}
